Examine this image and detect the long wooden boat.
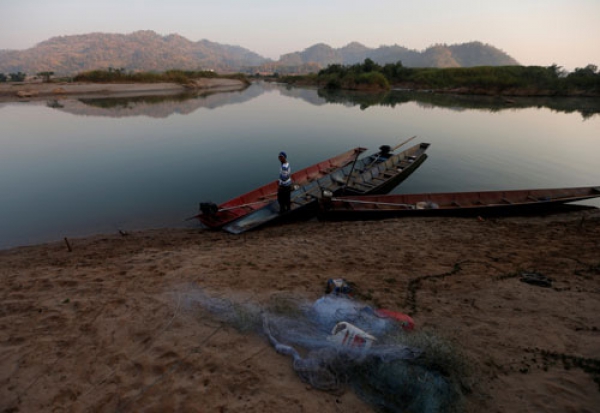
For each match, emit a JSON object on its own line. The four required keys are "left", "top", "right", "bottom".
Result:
{"left": 196, "top": 147, "right": 367, "bottom": 229}
{"left": 340, "top": 142, "right": 430, "bottom": 196}
{"left": 318, "top": 186, "right": 600, "bottom": 221}
{"left": 222, "top": 142, "right": 430, "bottom": 234}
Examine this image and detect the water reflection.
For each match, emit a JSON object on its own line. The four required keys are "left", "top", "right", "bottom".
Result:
{"left": 42, "top": 82, "right": 600, "bottom": 120}
{"left": 317, "top": 89, "right": 600, "bottom": 119}
{"left": 46, "top": 85, "right": 261, "bottom": 118}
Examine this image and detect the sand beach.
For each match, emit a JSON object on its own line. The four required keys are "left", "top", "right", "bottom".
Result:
{"left": 0, "top": 78, "right": 247, "bottom": 102}
{"left": 1, "top": 208, "right": 599, "bottom": 412}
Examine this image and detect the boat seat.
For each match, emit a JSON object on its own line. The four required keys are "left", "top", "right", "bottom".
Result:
{"left": 331, "top": 174, "right": 347, "bottom": 184}
{"left": 357, "top": 177, "right": 377, "bottom": 187}
{"left": 383, "top": 167, "right": 396, "bottom": 177}
{"left": 356, "top": 181, "right": 377, "bottom": 188}
{"left": 349, "top": 184, "right": 375, "bottom": 193}
{"left": 352, "top": 173, "right": 365, "bottom": 183}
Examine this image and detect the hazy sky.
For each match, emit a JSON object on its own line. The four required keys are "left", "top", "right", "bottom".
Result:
{"left": 1, "top": 0, "right": 598, "bottom": 70}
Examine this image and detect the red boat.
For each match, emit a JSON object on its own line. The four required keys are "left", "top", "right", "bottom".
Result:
{"left": 222, "top": 141, "right": 430, "bottom": 234}
{"left": 197, "top": 147, "right": 366, "bottom": 229}
{"left": 318, "top": 186, "right": 600, "bottom": 221}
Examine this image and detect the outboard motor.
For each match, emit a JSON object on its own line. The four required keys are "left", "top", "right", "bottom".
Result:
{"left": 320, "top": 189, "right": 334, "bottom": 210}
{"left": 379, "top": 145, "right": 392, "bottom": 157}
{"left": 199, "top": 202, "right": 218, "bottom": 215}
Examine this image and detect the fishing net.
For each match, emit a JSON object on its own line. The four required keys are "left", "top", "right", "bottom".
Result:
{"left": 182, "top": 285, "right": 468, "bottom": 413}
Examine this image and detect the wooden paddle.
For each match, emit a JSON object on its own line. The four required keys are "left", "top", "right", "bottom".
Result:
{"left": 341, "top": 147, "right": 366, "bottom": 194}
{"left": 216, "top": 199, "right": 272, "bottom": 212}
{"left": 331, "top": 197, "right": 416, "bottom": 209}
{"left": 354, "top": 135, "right": 419, "bottom": 180}
{"left": 391, "top": 135, "right": 417, "bottom": 151}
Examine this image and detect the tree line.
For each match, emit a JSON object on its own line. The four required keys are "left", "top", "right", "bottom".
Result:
{"left": 0, "top": 72, "right": 27, "bottom": 82}
{"left": 72, "top": 68, "right": 249, "bottom": 84}
{"left": 4, "top": 62, "right": 598, "bottom": 96}
{"left": 280, "top": 59, "right": 600, "bottom": 95}
{"left": 0, "top": 68, "right": 248, "bottom": 85}
{"left": 0, "top": 71, "right": 56, "bottom": 83}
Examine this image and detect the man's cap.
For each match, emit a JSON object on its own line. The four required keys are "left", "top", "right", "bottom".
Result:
{"left": 279, "top": 151, "right": 287, "bottom": 158}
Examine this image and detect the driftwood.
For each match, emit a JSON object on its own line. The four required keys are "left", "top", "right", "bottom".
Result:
{"left": 64, "top": 237, "right": 72, "bottom": 252}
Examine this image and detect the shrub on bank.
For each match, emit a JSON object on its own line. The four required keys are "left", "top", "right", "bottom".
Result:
{"left": 73, "top": 69, "right": 248, "bottom": 85}
{"left": 287, "top": 59, "right": 600, "bottom": 96}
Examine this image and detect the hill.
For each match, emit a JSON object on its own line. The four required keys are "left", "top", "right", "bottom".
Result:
{"left": 0, "top": 31, "right": 268, "bottom": 75}
{"left": 0, "top": 31, "right": 519, "bottom": 76}
{"left": 276, "top": 41, "right": 518, "bottom": 72}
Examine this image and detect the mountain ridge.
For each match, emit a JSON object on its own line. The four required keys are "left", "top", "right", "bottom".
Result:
{"left": 0, "top": 30, "right": 519, "bottom": 76}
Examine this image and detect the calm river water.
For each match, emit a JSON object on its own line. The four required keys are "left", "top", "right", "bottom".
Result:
{"left": 1, "top": 82, "right": 599, "bottom": 249}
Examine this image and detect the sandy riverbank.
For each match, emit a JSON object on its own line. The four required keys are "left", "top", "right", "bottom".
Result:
{"left": 0, "top": 78, "right": 247, "bottom": 102}
{"left": 1, "top": 209, "right": 599, "bottom": 412}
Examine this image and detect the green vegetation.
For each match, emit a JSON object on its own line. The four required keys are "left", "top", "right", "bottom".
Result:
{"left": 73, "top": 68, "right": 249, "bottom": 85}
{"left": 281, "top": 60, "right": 600, "bottom": 96}
{"left": 313, "top": 59, "right": 391, "bottom": 91}
{"left": 2, "top": 72, "right": 27, "bottom": 82}
{"left": 36, "top": 71, "right": 55, "bottom": 82}
{"left": 0, "top": 67, "right": 249, "bottom": 87}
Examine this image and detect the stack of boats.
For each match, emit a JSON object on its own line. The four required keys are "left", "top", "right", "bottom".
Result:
{"left": 195, "top": 138, "right": 600, "bottom": 234}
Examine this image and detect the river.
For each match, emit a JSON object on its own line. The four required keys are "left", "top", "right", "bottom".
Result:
{"left": 1, "top": 82, "right": 598, "bottom": 249}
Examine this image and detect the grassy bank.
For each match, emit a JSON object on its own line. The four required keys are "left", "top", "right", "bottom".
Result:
{"left": 73, "top": 69, "right": 249, "bottom": 85}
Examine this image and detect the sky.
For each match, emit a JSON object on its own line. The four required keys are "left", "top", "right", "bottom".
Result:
{"left": 1, "top": 0, "right": 598, "bottom": 71}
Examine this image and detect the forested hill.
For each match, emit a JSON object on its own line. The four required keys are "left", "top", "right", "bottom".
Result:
{"left": 276, "top": 41, "right": 519, "bottom": 71}
{"left": 0, "top": 30, "right": 519, "bottom": 75}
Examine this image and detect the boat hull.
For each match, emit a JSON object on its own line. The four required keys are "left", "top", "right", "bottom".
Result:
{"left": 197, "top": 147, "right": 366, "bottom": 229}
{"left": 223, "top": 142, "right": 431, "bottom": 234}
{"left": 339, "top": 143, "right": 430, "bottom": 196}
{"left": 319, "top": 186, "right": 600, "bottom": 221}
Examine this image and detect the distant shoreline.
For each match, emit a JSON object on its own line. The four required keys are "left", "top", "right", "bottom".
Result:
{"left": 0, "top": 78, "right": 247, "bottom": 102}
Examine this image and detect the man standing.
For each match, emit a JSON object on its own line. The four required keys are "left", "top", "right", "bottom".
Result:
{"left": 277, "top": 151, "right": 292, "bottom": 213}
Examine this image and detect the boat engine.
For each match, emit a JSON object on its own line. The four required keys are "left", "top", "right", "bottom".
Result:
{"left": 320, "top": 190, "right": 333, "bottom": 210}
{"left": 200, "top": 202, "right": 218, "bottom": 215}
{"left": 379, "top": 145, "right": 392, "bottom": 156}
